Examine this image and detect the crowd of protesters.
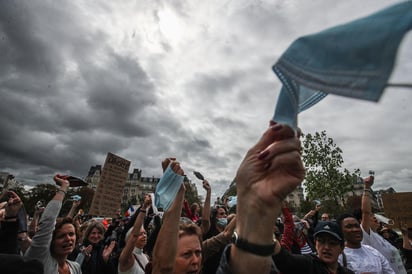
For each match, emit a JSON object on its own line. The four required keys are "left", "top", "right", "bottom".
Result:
{"left": 1, "top": 124, "right": 412, "bottom": 274}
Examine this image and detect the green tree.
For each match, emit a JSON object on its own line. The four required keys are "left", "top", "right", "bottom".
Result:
{"left": 302, "top": 131, "right": 360, "bottom": 209}
{"left": 24, "top": 184, "right": 95, "bottom": 217}
{"left": 25, "top": 184, "right": 58, "bottom": 216}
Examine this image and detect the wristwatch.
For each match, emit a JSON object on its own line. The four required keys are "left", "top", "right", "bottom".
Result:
{"left": 231, "top": 231, "right": 275, "bottom": 256}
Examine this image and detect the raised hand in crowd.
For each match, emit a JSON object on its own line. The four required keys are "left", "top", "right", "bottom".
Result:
{"left": 78, "top": 244, "right": 93, "bottom": 264}
{"left": 400, "top": 222, "right": 412, "bottom": 272}
{"left": 360, "top": 175, "right": 378, "bottom": 234}
{"left": 0, "top": 190, "right": 44, "bottom": 273}
{"left": 152, "top": 159, "right": 203, "bottom": 274}
{"left": 102, "top": 240, "right": 116, "bottom": 263}
{"left": 201, "top": 179, "right": 212, "bottom": 234}
{"left": 225, "top": 123, "right": 305, "bottom": 273}
{"left": 67, "top": 199, "right": 82, "bottom": 218}
{"left": 400, "top": 222, "right": 412, "bottom": 250}
{"left": 0, "top": 190, "right": 23, "bottom": 222}
{"left": 118, "top": 193, "right": 152, "bottom": 273}
{"left": 361, "top": 175, "right": 406, "bottom": 273}
{"left": 304, "top": 202, "right": 321, "bottom": 221}
{"left": 28, "top": 202, "right": 45, "bottom": 238}
{"left": 0, "top": 190, "right": 24, "bottom": 254}
{"left": 25, "top": 174, "right": 82, "bottom": 273}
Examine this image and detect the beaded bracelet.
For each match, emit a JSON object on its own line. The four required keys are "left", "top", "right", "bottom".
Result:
{"left": 57, "top": 189, "right": 67, "bottom": 195}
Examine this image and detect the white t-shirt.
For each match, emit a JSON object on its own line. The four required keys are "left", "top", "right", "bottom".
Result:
{"left": 118, "top": 248, "right": 148, "bottom": 274}
{"left": 361, "top": 225, "right": 406, "bottom": 274}
{"left": 339, "top": 245, "right": 395, "bottom": 274}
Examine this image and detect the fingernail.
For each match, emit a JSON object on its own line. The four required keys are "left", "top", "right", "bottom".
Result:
{"left": 258, "top": 150, "right": 269, "bottom": 160}
{"left": 270, "top": 124, "right": 283, "bottom": 131}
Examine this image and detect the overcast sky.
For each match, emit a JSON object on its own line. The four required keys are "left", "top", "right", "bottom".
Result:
{"left": 1, "top": 0, "right": 411, "bottom": 201}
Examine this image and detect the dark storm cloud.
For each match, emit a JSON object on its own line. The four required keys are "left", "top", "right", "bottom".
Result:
{"left": 0, "top": 1, "right": 184, "bottom": 184}
{"left": 1, "top": 0, "right": 411, "bottom": 198}
{"left": 0, "top": 2, "right": 59, "bottom": 81}
{"left": 80, "top": 51, "right": 158, "bottom": 137}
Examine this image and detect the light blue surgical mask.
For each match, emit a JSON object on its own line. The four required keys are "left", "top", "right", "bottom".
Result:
{"left": 272, "top": 1, "right": 412, "bottom": 131}
{"left": 216, "top": 217, "right": 228, "bottom": 228}
{"left": 155, "top": 165, "right": 184, "bottom": 211}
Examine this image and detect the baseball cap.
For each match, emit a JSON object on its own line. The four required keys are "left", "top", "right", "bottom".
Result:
{"left": 314, "top": 221, "right": 344, "bottom": 242}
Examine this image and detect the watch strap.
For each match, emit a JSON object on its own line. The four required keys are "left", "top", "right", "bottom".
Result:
{"left": 232, "top": 232, "right": 275, "bottom": 256}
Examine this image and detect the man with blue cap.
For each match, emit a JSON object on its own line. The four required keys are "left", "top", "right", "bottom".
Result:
{"left": 270, "top": 221, "right": 354, "bottom": 274}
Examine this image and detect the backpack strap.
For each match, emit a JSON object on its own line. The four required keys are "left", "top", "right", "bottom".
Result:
{"left": 132, "top": 253, "right": 146, "bottom": 271}
{"left": 342, "top": 251, "right": 347, "bottom": 268}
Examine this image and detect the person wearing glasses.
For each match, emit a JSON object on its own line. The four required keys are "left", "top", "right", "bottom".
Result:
{"left": 272, "top": 221, "right": 354, "bottom": 273}
{"left": 321, "top": 213, "right": 330, "bottom": 221}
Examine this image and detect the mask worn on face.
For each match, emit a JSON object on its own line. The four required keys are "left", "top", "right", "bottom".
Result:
{"left": 216, "top": 217, "right": 228, "bottom": 228}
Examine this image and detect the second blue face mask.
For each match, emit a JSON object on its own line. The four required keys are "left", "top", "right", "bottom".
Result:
{"left": 155, "top": 164, "right": 184, "bottom": 211}
{"left": 216, "top": 217, "right": 228, "bottom": 228}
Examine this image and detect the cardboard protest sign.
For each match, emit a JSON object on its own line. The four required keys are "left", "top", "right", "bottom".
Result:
{"left": 89, "top": 152, "right": 130, "bottom": 217}
{"left": 381, "top": 192, "right": 412, "bottom": 228}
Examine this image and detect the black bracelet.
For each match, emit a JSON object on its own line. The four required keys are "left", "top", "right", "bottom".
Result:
{"left": 4, "top": 215, "right": 18, "bottom": 219}
{"left": 140, "top": 209, "right": 147, "bottom": 213}
{"left": 232, "top": 232, "right": 275, "bottom": 256}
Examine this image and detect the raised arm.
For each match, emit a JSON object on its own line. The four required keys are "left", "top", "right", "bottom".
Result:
{"left": 66, "top": 200, "right": 81, "bottom": 218}
{"left": 118, "top": 195, "right": 152, "bottom": 272}
{"left": 201, "top": 180, "right": 212, "bottom": 234}
{"left": 303, "top": 203, "right": 320, "bottom": 222}
{"left": 361, "top": 176, "right": 374, "bottom": 234}
{"left": 52, "top": 175, "right": 70, "bottom": 203}
{"left": 0, "top": 191, "right": 23, "bottom": 222}
{"left": 400, "top": 222, "right": 412, "bottom": 250}
{"left": 229, "top": 124, "right": 305, "bottom": 273}
{"left": 152, "top": 160, "right": 186, "bottom": 274}
{"left": 25, "top": 175, "right": 69, "bottom": 261}
{"left": 0, "top": 191, "right": 23, "bottom": 254}
{"left": 28, "top": 206, "right": 44, "bottom": 237}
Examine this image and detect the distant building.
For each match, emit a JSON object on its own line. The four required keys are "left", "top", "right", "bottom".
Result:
{"left": 343, "top": 176, "right": 392, "bottom": 212}
{"left": 122, "top": 169, "right": 160, "bottom": 202}
{"left": 86, "top": 165, "right": 102, "bottom": 190}
{"left": 85, "top": 166, "right": 160, "bottom": 204}
{"left": 374, "top": 187, "right": 396, "bottom": 211}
